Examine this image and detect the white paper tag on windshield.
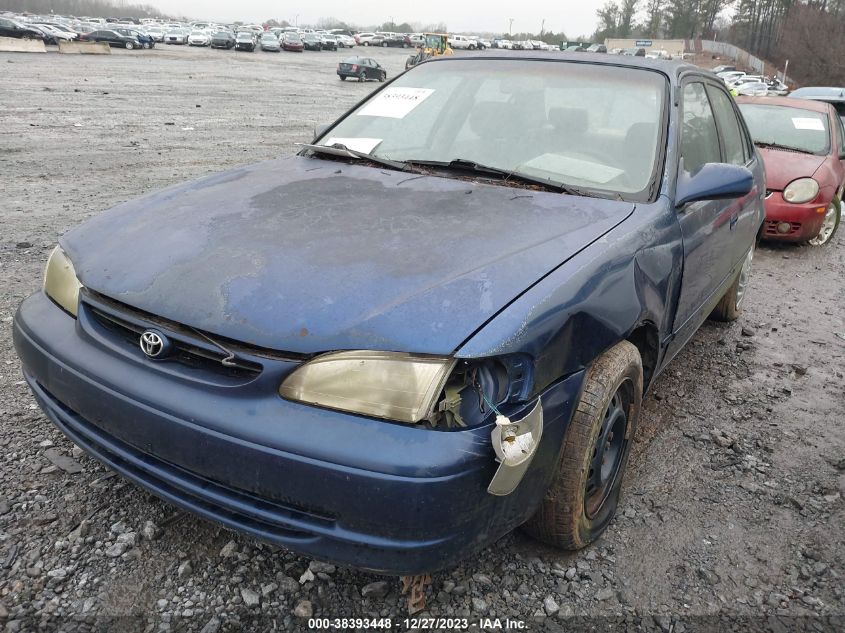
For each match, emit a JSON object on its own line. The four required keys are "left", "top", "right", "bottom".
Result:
{"left": 357, "top": 87, "right": 435, "bottom": 119}
{"left": 792, "top": 117, "right": 824, "bottom": 131}
{"left": 323, "top": 137, "right": 382, "bottom": 154}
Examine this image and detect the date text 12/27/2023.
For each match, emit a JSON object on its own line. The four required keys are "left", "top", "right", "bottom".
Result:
{"left": 307, "top": 618, "right": 527, "bottom": 630}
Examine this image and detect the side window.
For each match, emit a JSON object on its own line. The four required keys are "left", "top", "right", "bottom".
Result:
{"left": 836, "top": 114, "right": 845, "bottom": 156}
{"left": 705, "top": 85, "right": 746, "bottom": 165}
{"left": 680, "top": 82, "right": 721, "bottom": 174}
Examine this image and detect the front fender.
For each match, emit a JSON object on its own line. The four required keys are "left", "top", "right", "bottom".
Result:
{"left": 456, "top": 200, "right": 683, "bottom": 396}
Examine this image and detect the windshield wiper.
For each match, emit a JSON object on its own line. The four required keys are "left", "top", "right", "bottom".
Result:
{"left": 405, "top": 158, "right": 571, "bottom": 193}
{"left": 755, "top": 141, "right": 815, "bottom": 155}
{"left": 296, "top": 142, "right": 412, "bottom": 172}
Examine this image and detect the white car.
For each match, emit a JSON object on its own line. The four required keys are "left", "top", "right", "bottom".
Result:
{"left": 356, "top": 32, "right": 376, "bottom": 45}
{"left": 188, "top": 30, "right": 211, "bottom": 46}
{"left": 165, "top": 28, "right": 188, "bottom": 44}
{"left": 336, "top": 34, "right": 355, "bottom": 48}
{"left": 449, "top": 34, "right": 476, "bottom": 50}
{"left": 32, "top": 24, "right": 76, "bottom": 40}
{"left": 736, "top": 81, "right": 770, "bottom": 97}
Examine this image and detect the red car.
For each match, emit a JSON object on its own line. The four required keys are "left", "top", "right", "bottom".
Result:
{"left": 282, "top": 32, "right": 304, "bottom": 52}
{"left": 738, "top": 96, "right": 845, "bottom": 245}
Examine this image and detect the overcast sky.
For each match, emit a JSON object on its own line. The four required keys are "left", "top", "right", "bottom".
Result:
{"left": 142, "top": 1, "right": 604, "bottom": 37}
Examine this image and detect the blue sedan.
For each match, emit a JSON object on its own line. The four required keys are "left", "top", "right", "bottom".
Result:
{"left": 13, "top": 54, "right": 764, "bottom": 575}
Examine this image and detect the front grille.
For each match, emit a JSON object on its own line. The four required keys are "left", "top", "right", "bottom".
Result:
{"left": 80, "top": 290, "right": 304, "bottom": 381}
{"left": 764, "top": 220, "right": 801, "bottom": 235}
{"left": 88, "top": 304, "right": 263, "bottom": 378}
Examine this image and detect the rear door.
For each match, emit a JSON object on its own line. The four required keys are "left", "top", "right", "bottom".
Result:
{"left": 671, "top": 80, "right": 742, "bottom": 346}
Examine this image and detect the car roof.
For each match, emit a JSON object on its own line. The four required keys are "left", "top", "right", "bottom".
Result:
{"left": 426, "top": 52, "right": 703, "bottom": 82}
{"left": 736, "top": 95, "right": 834, "bottom": 113}
{"left": 789, "top": 86, "right": 845, "bottom": 102}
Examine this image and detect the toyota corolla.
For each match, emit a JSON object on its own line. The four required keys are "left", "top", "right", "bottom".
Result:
{"left": 14, "top": 54, "right": 764, "bottom": 575}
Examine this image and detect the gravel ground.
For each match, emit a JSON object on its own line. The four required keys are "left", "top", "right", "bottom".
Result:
{"left": 1, "top": 45, "right": 843, "bottom": 633}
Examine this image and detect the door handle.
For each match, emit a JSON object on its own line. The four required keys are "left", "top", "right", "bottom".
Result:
{"left": 729, "top": 213, "right": 739, "bottom": 229}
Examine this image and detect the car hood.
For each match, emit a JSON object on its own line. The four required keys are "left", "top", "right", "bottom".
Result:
{"left": 62, "top": 156, "right": 634, "bottom": 355}
{"left": 757, "top": 147, "right": 828, "bottom": 190}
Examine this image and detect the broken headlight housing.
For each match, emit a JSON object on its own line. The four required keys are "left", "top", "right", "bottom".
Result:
{"left": 43, "top": 246, "right": 82, "bottom": 317}
{"left": 279, "top": 351, "right": 457, "bottom": 423}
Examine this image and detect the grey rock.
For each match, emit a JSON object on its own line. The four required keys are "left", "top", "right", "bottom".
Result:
{"left": 109, "top": 521, "right": 127, "bottom": 535}
{"left": 653, "top": 615, "right": 672, "bottom": 632}
{"left": 767, "top": 592, "right": 788, "bottom": 607}
{"left": 472, "top": 573, "right": 493, "bottom": 587}
{"left": 261, "top": 582, "right": 278, "bottom": 596}
{"left": 276, "top": 574, "right": 300, "bottom": 594}
{"left": 294, "top": 599, "right": 313, "bottom": 618}
{"left": 299, "top": 569, "right": 315, "bottom": 584}
{"left": 565, "top": 567, "right": 578, "bottom": 581}
{"left": 219, "top": 540, "right": 237, "bottom": 558}
{"left": 596, "top": 588, "right": 614, "bottom": 601}
{"left": 177, "top": 560, "right": 192, "bottom": 578}
{"left": 697, "top": 567, "right": 719, "bottom": 585}
{"left": 543, "top": 596, "right": 559, "bottom": 615}
{"left": 471, "top": 597, "right": 488, "bottom": 614}
{"left": 156, "top": 599, "right": 168, "bottom": 610}
{"left": 116, "top": 531, "right": 136, "bottom": 547}
{"left": 741, "top": 326, "right": 756, "bottom": 337}
{"left": 142, "top": 521, "right": 160, "bottom": 541}
{"left": 308, "top": 561, "right": 336, "bottom": 574}
{"left": 361, "top": 581, "right": 390, "bottom": 599}
{"left": 199, "top": 618, "right": 221, "bottom": 633}
{"left": 104, "top": 542, "right": 128, "bottom": 558}
{"left": 0, "top": 498, "right": 10, "bottom": 516}
{"left": 240, "top": 588, "right": 260, "bottom": 607}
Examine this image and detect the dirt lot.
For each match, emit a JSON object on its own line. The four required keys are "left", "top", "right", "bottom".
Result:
{"left": 1, "top": 45, "right": 843, "bottom": 632}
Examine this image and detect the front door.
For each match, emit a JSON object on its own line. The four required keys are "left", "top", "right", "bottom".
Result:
{"left": 670, "top": 81, "right": 744, "bottom": 350}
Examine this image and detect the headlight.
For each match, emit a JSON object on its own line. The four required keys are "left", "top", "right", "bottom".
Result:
{"left": 43, "top": 246, "right": 82, "bottom": 317}
{"left": 279, "top": 351, "right": 456, "bottom": 423}
{"left": 783, "top": 178, "right": 819, "bottom": 204}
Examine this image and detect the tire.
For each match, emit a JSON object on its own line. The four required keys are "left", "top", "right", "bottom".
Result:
{"left": 363, "top": 41, "right": 369, "bottom": 46}
{"left": 807, "top": 198, "right": 841, "bottom": 246}
{"left": 339, "top": 75, "right": 346, "bottom": 81}
{"left": 125, "top": 41, "right": 134, "bottom": 50}
{"left": 523, "top": 341, "right": 642, "bottom": 550}
{"left": 358, "top": 72, "right": 365, "bottom": 83}
{"left": 710, "top": 244, "right": 754, "bottom": 321}
{"left": 382, "top": 41, "right": 388, "bottom": 47}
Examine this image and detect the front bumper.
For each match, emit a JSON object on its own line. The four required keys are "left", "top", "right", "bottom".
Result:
{"left": 762, "top": 192, "right": 828, "bottom": 242}
{"left": 13, "top": 291, "right": 583, "bottom": 575}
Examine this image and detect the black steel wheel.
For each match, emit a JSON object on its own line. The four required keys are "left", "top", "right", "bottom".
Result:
{"left": 523, "top": 341, "right": 642, "bottom": 550}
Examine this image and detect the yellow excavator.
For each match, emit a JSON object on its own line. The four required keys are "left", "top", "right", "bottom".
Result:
{"left": 405, "top": 33, "right": 452, "bottom": 70}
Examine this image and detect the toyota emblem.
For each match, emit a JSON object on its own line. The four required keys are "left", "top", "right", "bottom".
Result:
{"left": 140, "top": 330, "right": 169, "bottom": 359}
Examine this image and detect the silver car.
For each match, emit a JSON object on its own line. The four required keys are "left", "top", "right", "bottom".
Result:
{"left": 259, "top": 33, "right": 281, "bottom": 52}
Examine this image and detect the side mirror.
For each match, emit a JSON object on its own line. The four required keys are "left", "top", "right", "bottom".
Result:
{"left": 313, "top": 123, "right": 330, "bottom": 141}
{"left": 676, "top": 163, "right": 754, "bottom": 208}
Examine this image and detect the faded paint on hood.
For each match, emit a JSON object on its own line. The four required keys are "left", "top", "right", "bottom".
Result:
{"left": 62, "top": 156, "right": 634, "bottom": 355}
{"left": 757, "top": 147, "right": 827, "bottom": 191}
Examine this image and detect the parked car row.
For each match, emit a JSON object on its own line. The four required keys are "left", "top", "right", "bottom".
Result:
{"left": 715, "top": 69, "right": 789, "bottom": 97}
